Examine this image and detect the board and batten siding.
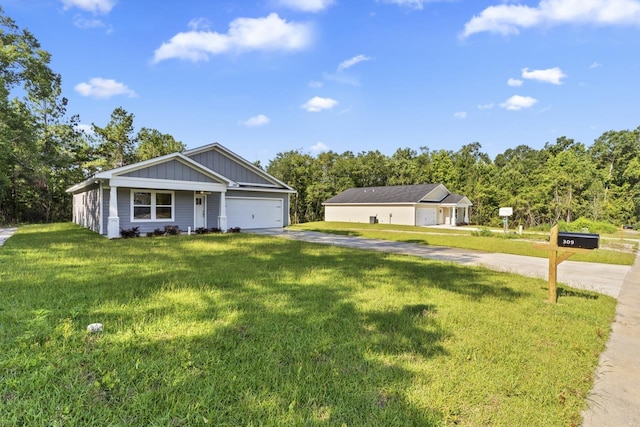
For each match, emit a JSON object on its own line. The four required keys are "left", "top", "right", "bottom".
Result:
{"left": 72, "top": 184, "right": 101, "bottom": 234}
{"left": 122, "top": 160, "right": 217, "bottom": 183}
{"left": 324, "top": 204, "right": 416, "bottom": 226}
{"left": 188, "top": 151, "right": 271, "bottom": 185}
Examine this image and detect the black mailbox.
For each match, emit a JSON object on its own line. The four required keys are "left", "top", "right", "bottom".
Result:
{"left": 557, "top": 232, "right": 599, "bottom": 250}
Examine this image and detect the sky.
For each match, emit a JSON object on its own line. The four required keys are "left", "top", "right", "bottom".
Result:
{"left": 4, "top": 0, "right": 640, "bottom": 166}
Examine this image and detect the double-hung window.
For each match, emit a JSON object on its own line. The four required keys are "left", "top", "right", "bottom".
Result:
{"left": 131, "top": 190, "right": 174, "bottom": 221}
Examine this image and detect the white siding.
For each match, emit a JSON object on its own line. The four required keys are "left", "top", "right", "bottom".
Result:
{"left": 324, "top": 205, "right": 416, "bottom": 225}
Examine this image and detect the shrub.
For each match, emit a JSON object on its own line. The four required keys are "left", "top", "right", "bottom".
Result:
{"left": 227, "top": 227, "right": 241, "bottom": 233}
{"left": 195, "top": 227, "right": 209, "bottom": 235}
{"left": 120, "top": 227, "right": 140, "bottom": 238}
{"left": 209, "top": 227, "right": 222, "bottom": 233}
{"left": 472, "top": 227, "right": 494, "bottom": 237}
{"left": 153, "top": 228, "right": 165, "bottom": 236}
{"left": 164, "top": 225, "right": 180, "bottom": 236}
{"left": 559, "top": 218, "right": 619, "bottom": 234}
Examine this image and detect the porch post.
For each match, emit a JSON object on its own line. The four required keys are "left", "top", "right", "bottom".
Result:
{"left": 218, "top": 192, "right": 227, "bottom": 231}
{"left": 464, "top": 206, "right": 469, "bottom": 223}
{"left": 450, "top": 207, "right": 456, "bottom": 226}
{"left": 107, "top": 186, "right": 120, "bottom": 239}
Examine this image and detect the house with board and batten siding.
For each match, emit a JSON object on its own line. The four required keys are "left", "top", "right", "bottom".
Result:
{"left": 67, "top": 143, "right": 295, "bottom": 238}
{"left": 323, "top": 184, "right": 472, "bottom": 227}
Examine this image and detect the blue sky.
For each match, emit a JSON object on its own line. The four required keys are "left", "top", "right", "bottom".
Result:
{"left": 4, "top": 0, "right": 640, "bottom": 166}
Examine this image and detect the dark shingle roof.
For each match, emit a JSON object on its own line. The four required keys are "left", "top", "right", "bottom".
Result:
{"left": 440, "top": 194, "right": 465, "bottom": 204}
{"left": 324, "top": 184, "right": 442, "bottom": 204}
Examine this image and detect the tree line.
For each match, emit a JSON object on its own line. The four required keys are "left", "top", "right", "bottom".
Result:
{"left": 2, "top": 7, "right": 639, "bottom": 228}
{"left": 266, "top": 132, "right": 640, "bottom": 228}
{"left": 0, "top": 8, "right": 183, "bottom": 224}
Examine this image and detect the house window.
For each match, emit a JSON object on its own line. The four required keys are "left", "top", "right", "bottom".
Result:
{"left": 131, "top": 190, "right": 174, "bottom": 221}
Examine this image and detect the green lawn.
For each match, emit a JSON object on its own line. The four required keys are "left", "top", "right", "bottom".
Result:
{"left": 0, "top": 223, "right": 616, "bottom": 426}
{"left": 289, "top": 221, "right": 637, "bottom": 266}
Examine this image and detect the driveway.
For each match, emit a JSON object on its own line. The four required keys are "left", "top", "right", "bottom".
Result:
{"left": 251, "top": 228, "right": 631, "bottom": 299}
{"left": 0, "top": 227, "right": 17, "bottom": 246}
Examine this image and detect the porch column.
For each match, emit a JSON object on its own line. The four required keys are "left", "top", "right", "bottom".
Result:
{"left": 464, "top": 206, "right": 469, "bottom": 223}
{"left": 218, "top": 192, "right": 227, "bottom": 231}
{"left": 450, "top": 207, "right": 456, "bottom": 226}
{"left": 107, "top": 186, "right": 120, "bottom": 239}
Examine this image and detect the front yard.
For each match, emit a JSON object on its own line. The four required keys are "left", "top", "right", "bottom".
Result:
{"left": 0, "top": 223, "right": 616, "bottom": 425}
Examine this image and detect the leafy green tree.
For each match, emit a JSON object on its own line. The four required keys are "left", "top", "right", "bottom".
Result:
{"left": 90, "top": 107, "right": 137, "bottom": 170}
{"left": 0, "top": 6, "right": 86, "bottom": 223}
{"left": 267, "top": 150, "right": 315, "bottom": 224}
{"left": 135, "top": 127, "right": 185, "bottom": 161}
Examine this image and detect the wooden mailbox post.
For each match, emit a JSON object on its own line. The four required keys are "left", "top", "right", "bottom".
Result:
{"left": 542, "top": 225, "right": 599, "bottom": 303}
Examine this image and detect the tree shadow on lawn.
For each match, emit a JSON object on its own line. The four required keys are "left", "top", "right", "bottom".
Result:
{"left": 2, "top": 230, "right": 532, "bottom": 425}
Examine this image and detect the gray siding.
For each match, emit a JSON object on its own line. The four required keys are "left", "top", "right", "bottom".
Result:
{"left": 72, "top": 184, "right": 100, "bottom": 233}
{"left": 226, "top": 190, "right": 291, "bottom": 226}
{"left": 116, "top": 189, "right": 195, "bottom": 235}
{"left": 188, "top": 150, "right": 271, "bottom": 185}
{"left": 123, "top": 160, "right": 216, "bottom": 182}
{"left": 206, "top": 194, "right": 221, "bottom": 229}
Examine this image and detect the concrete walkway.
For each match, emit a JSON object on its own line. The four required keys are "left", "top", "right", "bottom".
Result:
{"left": 251, "top": 228, "right": 630, "bottom": 298}
{"left": 251, "top": 228, "right": 640, "bottom": 424}
{"left": 581, "top": 252, "right": 640, "bottom": 426}
{"left": 0, "top": 227, "right": 17, "bottom": 246}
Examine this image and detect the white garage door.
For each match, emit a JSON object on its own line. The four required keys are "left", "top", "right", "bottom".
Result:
{"left": 416, "top": 208, "right": 437, "bottom": 226}
{"left": 226, "top": 197, "right": 283, "bottom": 229}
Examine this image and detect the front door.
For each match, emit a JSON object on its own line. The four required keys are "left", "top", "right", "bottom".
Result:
{"left": 195, "top": 195, "right": 206, "bottom": 228}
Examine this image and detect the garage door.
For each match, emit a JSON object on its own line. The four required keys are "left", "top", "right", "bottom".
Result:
{"left": 226, "top": 197, "right": 283, "bottom": 229}
{"left": 416, "top": 208, "right": 437, "bottom": 226}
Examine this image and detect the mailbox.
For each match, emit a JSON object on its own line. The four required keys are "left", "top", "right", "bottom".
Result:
{"left": 557, "top": 232, "right": 599, "bottom": 250}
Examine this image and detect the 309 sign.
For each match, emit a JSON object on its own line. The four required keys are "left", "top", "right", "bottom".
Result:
{"left": 557, "top": 232, "right": 599, "bottom": 250}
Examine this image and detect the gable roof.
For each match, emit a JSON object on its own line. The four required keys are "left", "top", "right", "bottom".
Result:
{"left": 67, "top": 143, "right": 296, "bottom": 194}
{"left": 324, "top": 184, "right": 443, "bottom": 204}
{"left": 184, "top": 143, "right": 294, "bottom": 191}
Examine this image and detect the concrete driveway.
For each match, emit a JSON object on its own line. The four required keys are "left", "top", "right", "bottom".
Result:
{"left": 251, "top": 228, "right": 640, "bottom": 425}
{"left": 251, "top": 228, "right": 630, "bottom": 299}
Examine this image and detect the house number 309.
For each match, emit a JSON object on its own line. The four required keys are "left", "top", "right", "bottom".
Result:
{"left": 562, "top": 239, "right": 575, "bottom": 245}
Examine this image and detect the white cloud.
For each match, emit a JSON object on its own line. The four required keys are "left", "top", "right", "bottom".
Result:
{"left": 337, "top": 54, "right": 372, "bottom": 72}
{"left": 590, "top": 62, "right": 603, "bottom": 68}
{"left": 310, "top": 142, "right": 329, "bottom": 152}
{"left": 454, "top": 111, "right": 467, "bottom": 119}
{"left": 522, "top": 67, "right": 567, "bottom": 84}
{"left": 301, "top": 96, "right": 338, "bottom": 112}
{"left": 277, "top": 0, "right": 334, "bottom": 12}
{"left": 381, "top": 0, "right": 438, "bottom": 10}
{"left": 188, "top": 18, "right": 211, "bottom": 31}
{"left": 500, "top": 95, "right": 538, "bottom": 110}
{"left": 153, "top": 13, "right": 313, "bottom": 63}
{"left": 478, "top": 103, "right": 495, "bottom": 110}
{"left": 61, "top": 0, "right": 115, "bottom": 14}
{"left": 308, "top": 80, "right": 324, "bottom": 88}
{"left": 241, "top": 114, "right": 270, "bottom": 127}
{"left": 462, "top": 0, "right": 640, "bottom": 38}
{"left": 508, "top": 78, "right": 523, "bottom": 87}
{"left": 74, "top": 78, "right": 137, "bottom": 99}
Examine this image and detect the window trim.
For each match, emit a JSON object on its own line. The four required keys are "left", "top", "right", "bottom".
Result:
{"left": 130, "top": 189, "right": 175, "bottom": 222}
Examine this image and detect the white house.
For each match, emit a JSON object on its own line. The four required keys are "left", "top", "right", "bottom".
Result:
{"left": 323, "top": 183, "right": 472, "bottom": 226}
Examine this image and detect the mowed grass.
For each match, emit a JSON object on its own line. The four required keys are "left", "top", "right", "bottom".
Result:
{"left": 289, "top": 221, "right": 636, "bottom": 265}
{"left": 0, "top": 223, "right": 616, "bottom": 426}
